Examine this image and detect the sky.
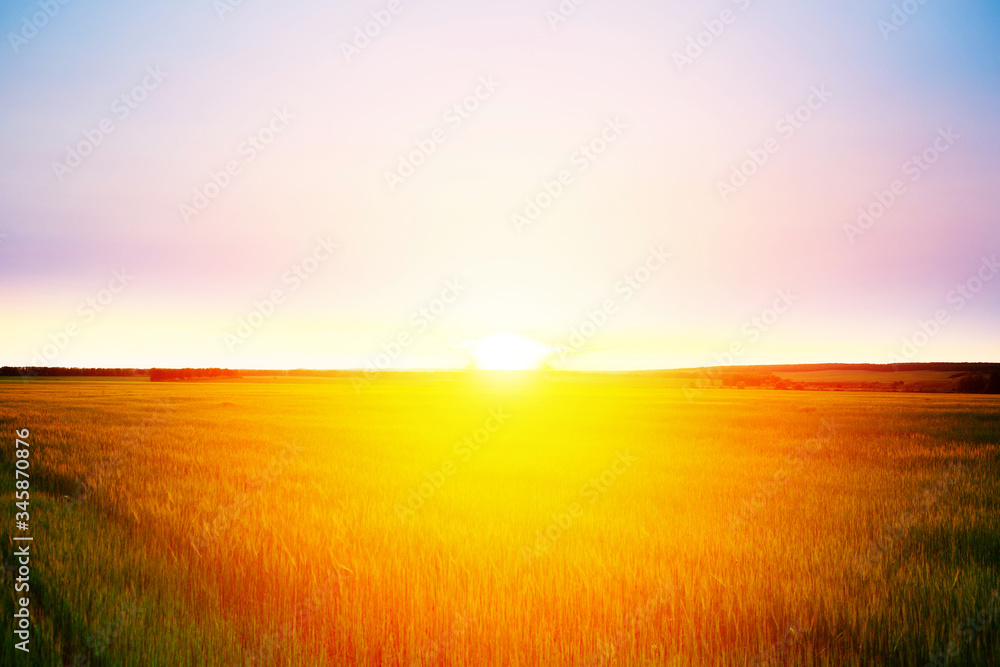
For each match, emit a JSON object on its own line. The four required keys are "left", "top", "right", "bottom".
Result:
{"left": 1, "top": 0, "right": 998, "bottom": 370}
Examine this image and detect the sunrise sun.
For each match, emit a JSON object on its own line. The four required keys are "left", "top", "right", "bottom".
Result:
{"left": 469, "top": 332, "right": 553, "bottom": 371}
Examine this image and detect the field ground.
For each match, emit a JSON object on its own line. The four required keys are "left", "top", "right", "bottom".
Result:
{"left": 1, "top": 375, "right": 999, "bottom": 665}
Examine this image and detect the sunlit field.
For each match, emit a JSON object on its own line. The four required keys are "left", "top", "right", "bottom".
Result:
{"left": 2, "top": 375, "right": 998, "bottom": 666}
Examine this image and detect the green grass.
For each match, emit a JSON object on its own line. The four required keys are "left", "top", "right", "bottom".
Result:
{"left": 1, "top": 376, "right": 998, "bottom": 665}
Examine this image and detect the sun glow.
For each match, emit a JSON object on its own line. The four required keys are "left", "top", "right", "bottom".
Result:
{"left": 469, "top": 333, "right": 553, "bottom": 371}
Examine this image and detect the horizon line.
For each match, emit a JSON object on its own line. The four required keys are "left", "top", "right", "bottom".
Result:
{"left": 5, "top": 361, "right": 1000, "bottom": 373}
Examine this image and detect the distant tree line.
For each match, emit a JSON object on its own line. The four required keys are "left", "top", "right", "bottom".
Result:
{"left": 955, "top": 371, "right": 1000, "bottom": 394}
{"left": 700, "top": 362, "right": 1000, "bottom": 374}
{"left": 0, "top": 367, "right": 147, "bottom": 377}
{"left": 149, "top": 368, "right": 240, "bottom": 382}
{"left": 0, "top": 367, "right": 361, "bottom": 379}
{"left": 720, "top": 372, "right": 800, "bottom": 390}
{"left": 5, "top": 365, "right": 999, "bottom": 393}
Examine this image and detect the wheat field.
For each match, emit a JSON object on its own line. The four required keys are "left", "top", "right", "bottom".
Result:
{"left": 1, "top": 375, "right": 998, "bottom": 666}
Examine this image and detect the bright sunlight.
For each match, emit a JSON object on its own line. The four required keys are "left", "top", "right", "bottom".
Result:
{"left": 469, "top": 332, "right": 553, "bottom": 370}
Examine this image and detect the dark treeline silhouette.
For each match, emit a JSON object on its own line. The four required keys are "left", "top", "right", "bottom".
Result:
{"left": 719, "top": 372, "right": 801, "bottom": 390}
{"left": 149, "top": 368, "right": 240, "bottom": 382}
{"left": 956, "top": 371, "right": 1000, "bottom": 394}
{"left": 677, "top": 362, "right": 1000, "bottom": 374}
{"left": 1, "top": 367, "right": 146, "bottom": 377}
{"left": 3, "top": 364, "right": 999, "bottom": 393}
{"left": 0, "top": 367, "right": 363, "bottom": 379}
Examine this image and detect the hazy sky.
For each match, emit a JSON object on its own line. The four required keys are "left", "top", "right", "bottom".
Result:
{"left": 1, "top": 0, "right": 998, "bottom": 369}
